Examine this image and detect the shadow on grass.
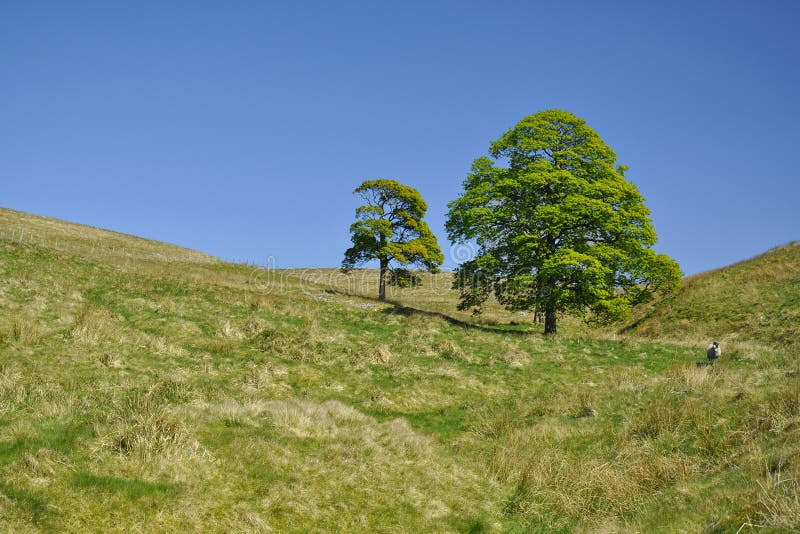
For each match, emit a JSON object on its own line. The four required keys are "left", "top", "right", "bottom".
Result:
{"left": 71, "top": 473, "right": 181, "bottom": 500}
{"left": 0, "top": 482, "right": 54, "bottom": 531}
{"left": 309, "top": 283, "right": 540, "bottom": 336}
{"left": 617, "top": 308, "right": 657, "bottom": 335}
{"left": 382, "top": 303, "right": 536, "bottom": 335}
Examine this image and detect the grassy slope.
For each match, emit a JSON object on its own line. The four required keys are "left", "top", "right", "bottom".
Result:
{"left": 623, "top": 242, "right": 800, "bottom": 350}
{"left": 1, "top": 207, "right": 799, "bottom": 532}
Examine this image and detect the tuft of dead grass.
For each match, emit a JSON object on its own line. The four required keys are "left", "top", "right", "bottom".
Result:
{"left": 91, "top": 386, "right": 214, "bottom": 481}
{"left": 756, "top": 477, "right": 800, "bottom": 530}
{"left": 0, "top": 363, "right": 27, "bottom": 404}
{"left": 216, "top": 319, "right": 244, "bottom": 340}
{"left": 7, "top": 448, "right": 65, "bottom": 487}
{"left": 667, "top": 363, "right": 724, "bottom": 394}
{"left": 99, "top": 352, "right": 123, "bottom": 368}
{"left": 434, "top": 338, "right": 465, "bottom": 361}
{"left": 69, "top": 303, "right": 122, "bottom": 345}
{"left": 240, "top": 362, "right": 291, "bottom": 394}
{"left": 369, "top": 345, "right": 393, "bottom": 364}
{"left": 10, "top": 316, "right": 41, "bottom": 344}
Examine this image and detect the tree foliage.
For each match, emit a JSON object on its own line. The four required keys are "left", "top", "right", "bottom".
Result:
{"left": 342, "top": 179, "right": 443, "bottom": 301}
{"left": 446, "top": 110, "right": 682, "bottom": 334}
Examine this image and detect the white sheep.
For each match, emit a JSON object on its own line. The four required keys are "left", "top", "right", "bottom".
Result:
{"left": 706, "top": 341, "right": 721, "bottom": 363}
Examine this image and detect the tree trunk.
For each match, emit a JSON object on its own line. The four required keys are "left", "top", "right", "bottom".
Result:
{"left": 543, "top": 304, "right": 557, "bottom": 335}
{"left": 541, "top": 264, "right": 558, "bottom": 335}
{"left": 378, "top": 258, "right": 388, "bottom": 301}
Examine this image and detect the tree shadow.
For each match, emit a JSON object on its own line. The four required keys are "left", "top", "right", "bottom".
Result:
{"left": 320, "top": 287, "right": 536, "bottom": 336}
{"left": 382, "top": 301, "right": 536, "bottom": 336}
{"left": 617, "top": 294, "right": 679, "bottom": 335}
{"left": 618, "top": 310, "right": 657, "bottom": 335}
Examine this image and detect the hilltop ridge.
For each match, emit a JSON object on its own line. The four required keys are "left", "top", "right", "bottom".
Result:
{"left": 0, "top": 207, "right": 219, "bottom": 264}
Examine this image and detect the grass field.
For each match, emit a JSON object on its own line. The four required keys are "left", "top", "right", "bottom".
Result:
{"left": 1, "top": 207, "right": 798, "bottom": 532}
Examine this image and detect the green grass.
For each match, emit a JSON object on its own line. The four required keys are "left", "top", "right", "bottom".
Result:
{"left": 622, "top": 241, "right": 800, "bottom": 350}
{"left": 0, "top": 207, "right": 799, "bottom": 532}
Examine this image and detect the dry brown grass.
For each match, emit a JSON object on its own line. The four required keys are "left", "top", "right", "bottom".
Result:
{"left": 492, "top": 428, "right": 639, "bottom": 524}
{"left": 487, "top": 339, "right": 529, "bottom": 368}
{"left": 433, "top": 338, "right": 466, "bottom": 361}
{"left": 0, "top": 363, "right": 26, "bottom": 404}
{"left": 487, "top": 417, "right": 708, "bottom": 529}
{"left": 70, "top": 303, "right": 124, "bottom": 344}
{"left": 1, "top": 315, "right": 42, "bottom": 345}
{"left": 667, "top": 362, "right": 724, "bottom": 393}
{"left": 90, "top": 382, "right": 213, "bottom": 481}
{"left": 98, "top": 352, "right": 123, "bottom": 368}
{"left": 369, "top": 344, "right": 393, "bottom": 364}
{"left": 239, "top": 361, "right": 292, "bottom": 397}
{"left": 756, "top": 477, "right": 800, "bottom": 530}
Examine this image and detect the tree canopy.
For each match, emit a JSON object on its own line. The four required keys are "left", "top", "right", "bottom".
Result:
{"left": 446, "top": 110, "right": 681, "bottom": 334}
{"left": 342, "top": 179, "right": 443, "bottom": 301}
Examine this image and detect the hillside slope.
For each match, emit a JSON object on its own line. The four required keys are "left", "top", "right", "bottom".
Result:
{"left": 1, "top": 208, "right": 798, "bottom": 532}
{"left": 0, "top": 208, "right": 219, "bottom": 265}
{"left": 623, "top": 242, "right": 800, "bottom": 349}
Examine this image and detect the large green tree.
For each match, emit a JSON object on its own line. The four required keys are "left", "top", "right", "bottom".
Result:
{"left": 446, "top": 110, "right": 681, "bottom": 334}
{"left": 342, "top": 179, "right": 444, "bottom": 301}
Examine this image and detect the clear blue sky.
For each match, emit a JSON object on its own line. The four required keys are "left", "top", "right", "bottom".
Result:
{"left": 2, "top": 1, "right": 798, "bottom": 275}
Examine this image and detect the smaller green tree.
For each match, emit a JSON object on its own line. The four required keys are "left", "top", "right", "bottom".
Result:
{"left": 342, "top": 179, "right": 444, "bottom": 301}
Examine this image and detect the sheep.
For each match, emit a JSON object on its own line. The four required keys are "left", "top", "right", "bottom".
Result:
{"left": 706, "top": 341, "right": 721, "bottom": 363}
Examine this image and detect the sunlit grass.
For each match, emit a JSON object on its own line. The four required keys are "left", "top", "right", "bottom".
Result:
{"left": 0, "top": 207, "right": 798, "bottom": 532}
{"left": 623, "top": 241, "right": 800, "bottom": 350}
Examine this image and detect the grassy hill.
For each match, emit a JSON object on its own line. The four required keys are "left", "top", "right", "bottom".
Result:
{"left": 1, "top": 207, "right": 798, "bottom": 532}
{"left": 623, "top": 242, "right": 800, "bottom": 350}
